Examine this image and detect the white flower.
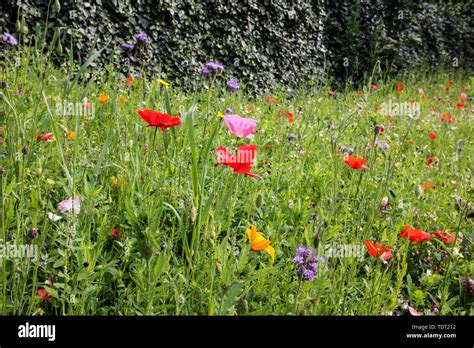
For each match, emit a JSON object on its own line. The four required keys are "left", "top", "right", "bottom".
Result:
{"left": 47, "top": 212, "right": 62, "bottom": 221}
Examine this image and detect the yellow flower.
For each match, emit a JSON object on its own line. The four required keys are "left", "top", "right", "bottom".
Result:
{"left": 217, "top": 111, "right": 224, "bottom": 118}
{"left": 157, "top": 79, "right": 170, "bottom": 89}
{"left": 68, "top": 131, "right": 75, "bottom": 141}
{"left": 98, "top": 93, "right": 109, "bottom": 103}
{"left": 110, "top": 176, "right": 128, "bottom": 187}
{"left": 118, "top": 95, "right": 127, "bottom": 104}
{"left": 246, "top": 225, "right": 275, "bottom": 262}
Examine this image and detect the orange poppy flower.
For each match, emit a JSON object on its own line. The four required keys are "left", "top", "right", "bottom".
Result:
{"left": 98, "top": 93, "right": 109, "bottom": 103}
{"left": 246, "top": 225, "right": 275, "bottom": 261}
{"left": 126, "top": 74, "right": 133, "bottom": 87}
{"left": 423, "top": 182, "right": 433, "bottom": 190}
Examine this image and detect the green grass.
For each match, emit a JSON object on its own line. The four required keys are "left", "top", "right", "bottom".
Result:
{"left": 0, "top": 46, "right": 472, "bottom": 316}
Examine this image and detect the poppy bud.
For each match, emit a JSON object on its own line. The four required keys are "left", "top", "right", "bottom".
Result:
{"left": 374, "top": 124, "right": 384, "bottom": 135}
{"left": 54, "top": 0, "right": 61, "bottom": 13}
{"left": 190, "top": 205, "right": 197, "bottom": 223}
{"left": 83, "top": 261, "right": 90, "bottom": 267}
{"left": 28, "top": 228, "right": 39, "bottom": 239}
{"left": 464, "top": 277, "right": 474, "bottom": 296}
{"left": 56, "top": 40, "right": 63, "bottom": 55}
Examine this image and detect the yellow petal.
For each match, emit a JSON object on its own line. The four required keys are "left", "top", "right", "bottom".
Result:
{"left": 157, "top": 79, "right": 170, "bottom": 88}
{"left": 264, "top": 245, "right": 275, "bottom": 262}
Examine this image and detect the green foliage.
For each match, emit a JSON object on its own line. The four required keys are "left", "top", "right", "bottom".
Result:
{"left": 0, "top": 0, "right": 472, "bottom": 90}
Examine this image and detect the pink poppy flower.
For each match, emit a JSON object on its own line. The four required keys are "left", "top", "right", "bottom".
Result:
{"left": 460, "top": 93, "right": 467, "bottom": 100}
{"left": 223, "top": 114, "right": 257, "bottom": 138}
{"left": 407, "top": 304, "right": 423, "bottom": 316}
{"left": 58, "top": 197, "right": 81, "bottom": 215}
{"left": 418, "top": 87, "right": 424, "bottom": 94}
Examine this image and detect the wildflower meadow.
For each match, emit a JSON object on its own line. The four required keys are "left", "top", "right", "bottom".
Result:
{"left": 0, "top": 2, "right": 472, "bottom": 326}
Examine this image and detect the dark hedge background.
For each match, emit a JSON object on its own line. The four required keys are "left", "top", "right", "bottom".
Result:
{"left": 0, "top": 0, "right": 472, "bottom": 91}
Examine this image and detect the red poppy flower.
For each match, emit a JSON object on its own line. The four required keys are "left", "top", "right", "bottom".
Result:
{"left": 371, "top": 84, "right": 378, "bottom": 89}
{"left": 214, "top": 144, "right": 261, "bottom": 178}
{"left": 265, "top": 96, "right": 275, "bottom": 104}
{"left": 136, "top": 109, "right": 182, "bottom": 133}
{"left": 328, "top": 90, "right": 336, "bottom": 96}
{"left": 111, "top": 228, "right": 118, "bottom": 237}
{"left": 288, "top": 111, "right": 294, "bottom": 124}
{"left": 37, "top": 288, "right": 52, "bottom": 301}
{"left": 432, "top": 230, "right": 455, "bottom": 243}
{"left": 456, "top": 102, "right": 464, "bottom": 109}
{"left": 126, "top": 74, "right": 133, "bottom": 87}
{"left": 36, "top": 132, "right": 55, "bottom": 142}
{"left": 442, "top": 113, "right": 453, "bottom": 124}
{"left": 429, "top": 132, "right": 436, "bottom": 140}
{"left": 449, "top": 79, "right": 454, "bottom": 85}
{"left": 426, "top": 157, "right": 435, "bottom": 166}
{"left": 343, "top": 155, "right": 368, "bottom": 170}
{"left": 423, "top": 182, "right": 433, "bottom": 190}
{"left": 397, "top": 82, "right": 405, "bottom": 92}
{"left": 365, "top": 240, "right": 393, "bottom": 260}
{"left": 399, "top": 225, "right": 432, "bottom": 242}
{"left": 357, "top": 91, "right": 363, "bottom": 95}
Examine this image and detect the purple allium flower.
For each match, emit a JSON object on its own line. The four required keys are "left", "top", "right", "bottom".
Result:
{"left": 134, "top": 32, "right": 151, "bottom": 45}
{"left": 225, "top": 107, "right": 233, "bottom": 114}
{"left": 1, "top": 81, "right": 8, "bottom": 89}
{"left": 121, "top": 42, "right": 135, "bottom": 51}
{"left": 21, "top": 146, "right": 29, "bottom": 155}
{"left": 201, "top": 61, "right": 224, "bottom": 76}
{"left": 292, "top": 246, "right": 325, "bottom": 281}
{"left": 431, "top": 304, "right": 439, "bottom": 314}
{"left": 464, "top": 277, "right": 474, "bottom": 297}
{"left": 227, "top": 79, "right": 240, "bottom": 91}
{"left": 0, "top": 167, "right": 4, "bottom": 175}
{"left": 288, "top": 133, "right": 295, "bottom": 141}
{"left": 1, "top": 33, "right": 18, "bottom": 46}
